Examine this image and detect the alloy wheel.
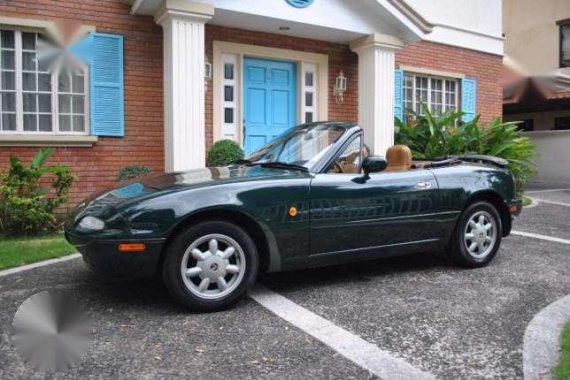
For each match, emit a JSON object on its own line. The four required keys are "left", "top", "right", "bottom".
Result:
{"left": 180, "top": 234, "right": 246, "bottom": 300}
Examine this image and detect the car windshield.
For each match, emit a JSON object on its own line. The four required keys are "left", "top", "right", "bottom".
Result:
{"left": 244, "top": 123, "right": 347, "bottom": 172}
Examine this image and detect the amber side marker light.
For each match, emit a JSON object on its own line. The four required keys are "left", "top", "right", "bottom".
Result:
{"left": 118, "top": 243, "right": 146, "bottom": 253}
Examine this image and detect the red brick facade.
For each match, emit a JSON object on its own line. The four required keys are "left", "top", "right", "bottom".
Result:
{"left": 396, "top": 40, "right": 503, "bottom": 125}
{"left": 0, "top": 1, "right": 503, "bottom": 207}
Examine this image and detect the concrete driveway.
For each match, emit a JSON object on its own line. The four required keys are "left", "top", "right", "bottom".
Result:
{"left": 1, "top": 189, "right": 569, "bottom": 379}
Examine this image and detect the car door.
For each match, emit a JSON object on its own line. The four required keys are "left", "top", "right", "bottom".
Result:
{"left": 309, "top": 134, "right": 440, "bottom": 258}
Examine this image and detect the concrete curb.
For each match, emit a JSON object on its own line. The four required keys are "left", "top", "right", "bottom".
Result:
{"left": 523, "top": 294, "right": 570, "bottom": 380}
{"left": 0, "top": 253, "right": 81, "bottom": 278}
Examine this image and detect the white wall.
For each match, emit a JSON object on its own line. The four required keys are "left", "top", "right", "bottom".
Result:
{"left": 526, "top": 131, "right": 570, "bottom": 185}
{"left": 405, "top": 0, "right": 504, "bottom": 55}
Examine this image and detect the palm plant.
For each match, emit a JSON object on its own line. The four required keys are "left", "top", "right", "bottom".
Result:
{"left": 395, "top": 103, "right": 535, "bottom": 196}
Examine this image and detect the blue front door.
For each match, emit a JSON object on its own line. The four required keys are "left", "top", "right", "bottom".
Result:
{"left": 243, "top": 57, "right": 297, "bottom": 154}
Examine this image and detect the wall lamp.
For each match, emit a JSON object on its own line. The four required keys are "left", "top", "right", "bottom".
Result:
{"left": 334, "top": 70, "right": 347, "bottom": 104}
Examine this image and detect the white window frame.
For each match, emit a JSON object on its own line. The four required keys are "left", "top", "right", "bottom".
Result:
{"left": 220, "top": 53, "right": 237, "bottom": 141}
{"left": 301, "top": 62, "right": 317, "bottom": 124}
{"left": 0, "top": 29, "right": 89, "bottom": 135}
{"left": 403, "top": 72, "right": 459, "bottom": 118}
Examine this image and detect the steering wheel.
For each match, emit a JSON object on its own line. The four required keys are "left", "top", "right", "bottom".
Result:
{"left": 332, "top": 162, "right": 344, "bottom": 173}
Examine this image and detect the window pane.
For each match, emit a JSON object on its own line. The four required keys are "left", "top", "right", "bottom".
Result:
{"left": 305, "top": 92, "right": 313, "bottom": 107}
{"left": 224, "top": 63, "right": 234, "bottom": 80}
{"left": 562, "top": 25, "right": 570, "bottom": 67}
{"left": 305, "top": 72, "right": 314, "bottom": 87}
{"left": 2, "top": 92, "right": 15, "bottom": 111}
{"left": 23, "top": 114, "right": 37, "bottom": 131}
{"left": 224, "top": 108, "right": 234, "bottom": 124}
{"left": 72, "top": 95, "right": 84, "bottom": 114}
{"left": 23, "top": 73, "right": 36, "bottom": 91}
{"left": 38, "top": 56, "right": 50, "bottom": 72}
{"left": 1, "top": 71, "right": 15, "bottom": 90}
{"left": 22, "top": 52, "right": 36, "bottom": 71}
{"left": 23, "top": 93, "right": 37, "bottom": 112}
{"left": 22, "top": 33, "right": 35, "bottom": 50}
{"left": 329, "top": 135, "right": 362, "bottom": 174}
{"left": 305, "top": 112, "right": 313, "bottom": 123}
{"left": 1, "top": 30, "right": 15, "bottom": 49}
{"left": 72, "top": 74, "right": 84, "bottom": 93}
{"left": 38, "top": 73, "right": 51, "bottom": 92}
{"left": 1, "top": 50, "right": 14, "bottom": 69}
{"left": 2, "top": 113, "right": 16, "bottom": 131}
{"left": 73, "top": 115, "right": 85, "bottom": 132}
{"left": 59, "top": 94, "right": 71, "bottom": 113}
{"left": 58, "top": 72, "right": 70, "bottom": 92}
{"left": 224, "top": 85, "right": 233, "bottom": 102}
{"left": 38, "top": 94, "right": 51, "bottom": 112}
{"left": 39, "top": 115, "right": 52, "bottom": 132}
{"left": 59, "top": 115, "right": 71, "bottom": 131}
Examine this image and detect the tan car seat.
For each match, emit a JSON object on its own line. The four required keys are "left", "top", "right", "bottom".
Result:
{"left": 385, "top": 145, "right": 412, "bottom": 171}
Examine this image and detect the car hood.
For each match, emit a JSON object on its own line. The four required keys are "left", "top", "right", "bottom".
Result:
{"left": 74, "top": 165, "right": 311, "bottom": 212}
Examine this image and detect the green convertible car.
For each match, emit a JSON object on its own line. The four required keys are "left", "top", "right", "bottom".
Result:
{"left": 65, "top": 122, "right": 522, "bottom": 311}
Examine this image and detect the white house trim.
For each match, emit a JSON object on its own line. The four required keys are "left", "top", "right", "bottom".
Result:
{"left": 212, "top": 41, "right": 328, "bottom": 144}
{"left": 156, "top": 1, "right": 214, "bottom": 172}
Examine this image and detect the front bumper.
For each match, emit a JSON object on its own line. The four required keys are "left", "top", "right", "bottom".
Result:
{"left": 65, "top": 232, "right": 166, "bottom": 278}
{"left": 508, "top": 198, "right": 523, "bottom": 216}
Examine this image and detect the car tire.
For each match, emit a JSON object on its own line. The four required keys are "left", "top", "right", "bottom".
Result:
{"left": 162, "top": 220, "right": 258, "bottom": 312}
{"left": 447, "top": 201, "right": 502, "bottom": 268}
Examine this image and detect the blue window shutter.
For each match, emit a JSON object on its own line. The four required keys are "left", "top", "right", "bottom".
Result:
{"left": 461, "top": 78, "right": 477, "bottom": 123}
{"left": 394, "top": 69, "right": 404, "bottom": 122}
{"left": 90, "top": 33, "right": 124, "bottom": 137}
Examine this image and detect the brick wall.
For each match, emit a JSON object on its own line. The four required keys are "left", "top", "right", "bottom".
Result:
{"left": 0, "top": 1, "right": 503, "bottom": 207}
{"left": 0, "top": 1, "right": 164, "bottom": 208}
{"left": 396, "top": 40, "right": 503, "bottom": 124}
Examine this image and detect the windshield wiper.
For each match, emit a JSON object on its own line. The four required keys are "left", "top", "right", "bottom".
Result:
{"left": 233, "top": 159, "right": 252, "bottom": 165}
{"left": 247, "top": 161, "right": 309, "bottom": 172}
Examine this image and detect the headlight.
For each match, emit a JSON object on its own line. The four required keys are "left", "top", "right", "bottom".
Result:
{"left": 78, "top": 216, "right": 105, "bottom": 231}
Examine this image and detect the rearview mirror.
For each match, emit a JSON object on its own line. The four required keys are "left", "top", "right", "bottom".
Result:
{"left": 362, "top": 156, "right": 387, "bottom": 175}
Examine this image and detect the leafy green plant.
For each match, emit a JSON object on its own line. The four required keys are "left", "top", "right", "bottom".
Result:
{"left": 207, "top": 139, "right": 244, "bottom": 166}
{"left": 0, "top": 148, "right": 74, "bottom": 236}
{"left": 117, "top": 165, "right": 151, "bottom": 182}
{"left": 395, "top": 103, "right": 535, "bottom": 196}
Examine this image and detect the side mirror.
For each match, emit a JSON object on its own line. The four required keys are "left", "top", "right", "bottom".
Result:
{"left": 362, "top": 156, "right": 387, "bottom": 175}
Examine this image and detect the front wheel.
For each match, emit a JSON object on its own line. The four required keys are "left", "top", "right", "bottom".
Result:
{"left": 162, "top": 221, "right": 258, "bottom": 312}
{"left": 447, "top": 201, "right": 502, "bottom": 268}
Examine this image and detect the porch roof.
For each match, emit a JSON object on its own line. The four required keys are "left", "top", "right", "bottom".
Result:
{"left": 127, "top": 0, "right": 432, "bottom": 44}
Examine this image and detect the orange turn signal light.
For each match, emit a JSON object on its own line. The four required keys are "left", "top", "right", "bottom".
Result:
{"left": 509, "top": 205, "right": 519, "bottom": 214}
{"left": 118, "top": 243, "right": 146, "bottom": 253}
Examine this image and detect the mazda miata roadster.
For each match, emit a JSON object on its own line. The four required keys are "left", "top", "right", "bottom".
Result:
{"left": 66, "top": 122, "right": 522, "bottom": 311}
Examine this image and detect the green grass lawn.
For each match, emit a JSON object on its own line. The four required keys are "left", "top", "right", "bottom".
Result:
{"left": 522, "top": 196, "right": 533, "bottom": 207}
{"left": 556, "top": 322, "right": 570, "bottom": 380}
{"left": 0, "top": 234, "right": 76, "bottom": 271}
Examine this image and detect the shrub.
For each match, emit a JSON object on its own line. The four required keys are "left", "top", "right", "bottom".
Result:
{"left": 395, "top": 104, "right": 535, "bottom": 196}
{"left": 117, "top": 165, "right": 151, "bottom": 182}
{"left": 207, "top": 139, "right": 244, "bottom": 166}
{"left": 0, "top": 148, "right": 74, "bottom": 236}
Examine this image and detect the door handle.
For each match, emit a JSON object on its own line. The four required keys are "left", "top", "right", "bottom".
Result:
{"left": 416, "top": 181, "right": 432, "bottom": 190}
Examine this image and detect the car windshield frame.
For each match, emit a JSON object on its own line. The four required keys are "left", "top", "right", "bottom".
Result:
{"left": 243, "top": 122, "right": 357, "bottom": 173}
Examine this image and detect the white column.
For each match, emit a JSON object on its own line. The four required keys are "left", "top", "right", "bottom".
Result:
{"left": 351, "top": 34, "right": 404, "bottom": 156}
{"left": 156, "top": 1, "right": 214, "bottom": 172}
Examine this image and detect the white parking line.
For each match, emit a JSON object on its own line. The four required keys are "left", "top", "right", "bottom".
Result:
{"left": 511, "top": 231, "right": 570, "bottom": 245}
{"left": 531, "top": 198, "right": 570, "bottom": 207}
{"left": 249, "top": 284, "right": 436, "bottom": 380}
{"left": 525, "top": 189, "right": 570, "bottom": 194}
{"left": 0, "top": 254, "right": 81, "bottom": 278}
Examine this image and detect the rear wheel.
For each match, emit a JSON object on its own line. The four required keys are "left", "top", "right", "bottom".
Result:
{"left": 447, "top": 201, "right": 502, "bottom": 268}
{"left": 162, "top": 221, "right": 258, "bottom": 312}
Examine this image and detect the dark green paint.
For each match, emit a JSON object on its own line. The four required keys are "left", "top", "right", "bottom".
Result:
{"left": 65, "top": 123, "right": 518, "bottom": 278}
